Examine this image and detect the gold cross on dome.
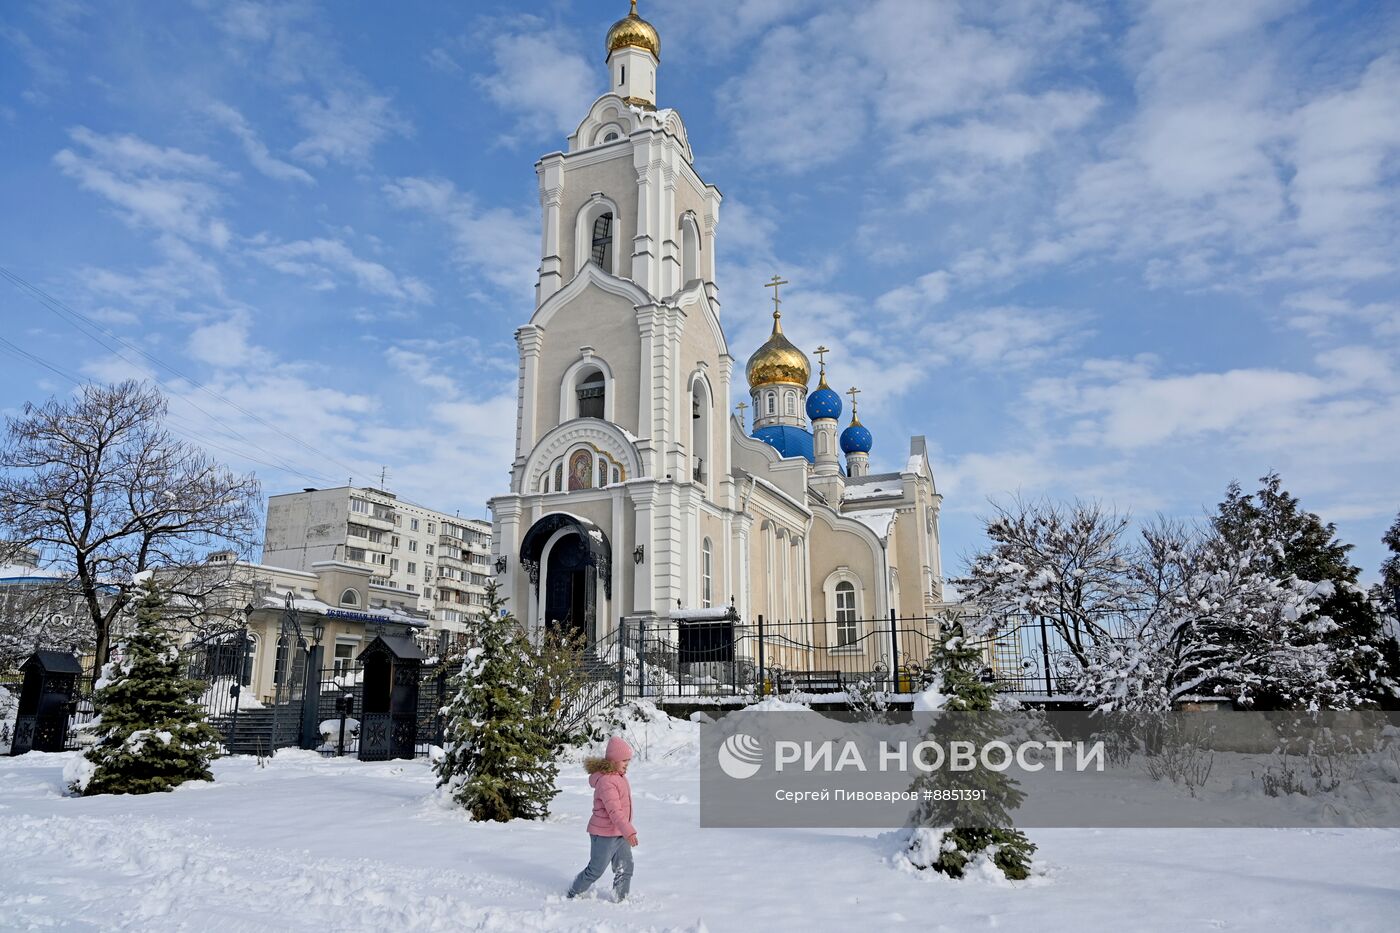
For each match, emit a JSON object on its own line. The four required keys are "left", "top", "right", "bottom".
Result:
{"left": 814, "top": 345, "right": 830, "bottom": 375}
{"left": 846, "top": 385, "right": 861, "bottom": 412}
{"left": 736, "top": 400, "right": 748, "bottom": 429}
{"left": 764, "top": 274, "right": 789, "bottom": 317}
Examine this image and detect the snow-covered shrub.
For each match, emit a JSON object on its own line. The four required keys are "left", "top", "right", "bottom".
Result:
{"left": 579, "top": 698, "right": 697, "bottom": 763}
{"left": 959, "top": 497, "right": 1366, "bottom": 712}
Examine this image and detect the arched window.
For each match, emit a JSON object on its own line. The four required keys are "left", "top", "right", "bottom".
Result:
{"left": 701, "top": 538, "right": 714, "bottom": 608}
{"left": 604, "top": 131, "right": 619, "bottom": 142}
{"left": 766, "top": 392, "right": 776, "bottom": 415}
{"left": 575, "top": 197, "right": 621, "bottom": 277}
{"left": 339, "top": 588, "right": 359, "bottom": 607}
{"left": 554, "top": 462, "right": 564, "bottom": 491}
{"left": 690, "top": 376, "right": 711, "bottom": 492}
{"left": 785, "top": 393, "right": 796, "bottom": 415}
{"left": 274, "top": 635, "right": 308, "bottom": 689}
{"left": 576, "top": 367, "right": 605, "bottom": 419}
{"left": 591, "top": 213, "right": 613, "bottom": 268}
{"left": 679, "top": 214, "right": 701, "bottom": 284}
{"left": 834, "top": 582, "right": 857, "bottom": 646}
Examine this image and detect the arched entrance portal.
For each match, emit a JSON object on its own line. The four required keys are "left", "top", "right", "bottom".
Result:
{"left": 520, "top": 512, "right": 612, "bottom": 642}
{"left": 544, "top": 532, "right": 593, "bottom": 639}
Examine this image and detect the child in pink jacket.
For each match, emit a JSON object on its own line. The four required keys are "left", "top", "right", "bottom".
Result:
{"left": 567, "top": 736, "right": 637, "bottom": 901}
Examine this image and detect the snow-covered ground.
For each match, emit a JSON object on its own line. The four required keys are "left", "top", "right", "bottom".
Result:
{"left": 3, "top": 707, "right": 1400, "bottom": 932}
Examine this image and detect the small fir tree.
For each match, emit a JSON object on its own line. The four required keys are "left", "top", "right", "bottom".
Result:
{"left": 434, "top": 582, "right": 559, "bottom": 821}
{"left": 904, "top": 624, "right": 1036, "bottom": 881}
{"left": 73, "top": 580, "right": 222, "bottom": 795}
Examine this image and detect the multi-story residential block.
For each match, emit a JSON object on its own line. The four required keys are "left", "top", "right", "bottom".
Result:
{"left": 261, "top": 486, "right": 491, "bottom": 633}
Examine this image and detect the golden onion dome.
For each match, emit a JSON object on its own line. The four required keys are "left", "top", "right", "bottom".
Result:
{"left": 746, "top": 309, "right": 811, "bottom": 388}
{"left": 606, "top": 1, "right": 660, "bottom": 61}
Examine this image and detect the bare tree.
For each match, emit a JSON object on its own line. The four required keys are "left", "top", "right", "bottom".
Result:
{"left": 0, "top": 381, "right": 261, "bottom": 669}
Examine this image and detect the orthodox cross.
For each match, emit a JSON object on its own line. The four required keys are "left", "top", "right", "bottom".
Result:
{"left": 736, "top": 400, "right": 748, "bottom": 430}
{"left": 846, "top": 385, "right": 861, "bottom": 414}
{"left": 814, "top": 345, "right": 830, "bottom": 377}
{"left": 764, "top": 274, "right": 789, "bottom": 317}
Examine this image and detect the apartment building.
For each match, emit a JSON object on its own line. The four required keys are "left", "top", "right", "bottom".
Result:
{"left": 261, "top": 486, "right": 492, "bottom": 633}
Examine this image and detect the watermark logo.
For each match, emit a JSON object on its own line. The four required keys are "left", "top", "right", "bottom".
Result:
{"left": 717, "top": 732, "right": 764, "bottom": 779}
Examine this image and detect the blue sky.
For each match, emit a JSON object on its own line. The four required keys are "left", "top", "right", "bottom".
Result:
{"left": 2, "top": 0, "right": 1398, "bottom": 581}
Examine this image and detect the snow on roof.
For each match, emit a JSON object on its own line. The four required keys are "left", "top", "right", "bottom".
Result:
{"left": 0, "top": 564, "right": 66, "bottom": 583}
{"left": 259, "top": 594, "right": 427, "bottom": 627}
{"left": 842, "top": 481, "right": 903, "bottom": 502}
{"left": 904, "top": 454, "right": 928, "bottom": 477}
{"left": 845, "top": 472, "right": 901, "bottom": 485}
{"left": 851, "top": 509, "right": 897, "bottom": 540}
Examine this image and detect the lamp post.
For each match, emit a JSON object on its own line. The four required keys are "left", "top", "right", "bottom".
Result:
{"left": 300, "top": 618, "right": 327, "bottom": 751}
{"left": 227, "top": 601, "right": 257, "bottom": 752}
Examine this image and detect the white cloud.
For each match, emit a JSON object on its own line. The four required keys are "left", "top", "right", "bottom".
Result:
{"left": 474, "top": 20, "right": 599, "bottom": 143}
{"left": 383, "top": 176, "right": 538, "bottom": 297}
{"left": 962, "top": 7, "right": 1400, "bottom": 293}
{"left": 713, "top": 0, "right": 1099, "bottom": 173}
{"left": 875, "top": 271, "right": 950, "bottom": 317}
{"left": 290, "top": 90, "right": 409, "bottom": 167}
{"left": 250, "top": 237, "right": 433, "bottom": 304}
{"left": 187, "top": 313, "right": 256, "bottom": 368}
{"left": 921, "top": 306, "right": 1083, "bottom": 369}
{"left": 385, "top": 347, "right": 458, "bottom": 396}
{"left": 206, "top": 102, "right": 315, "bottom": 184}
{"left": 53, "top": 127, "right": 232, "bottom": 248}
{"left": 1290, "top": 55, "right": 1400, "bottom": 239}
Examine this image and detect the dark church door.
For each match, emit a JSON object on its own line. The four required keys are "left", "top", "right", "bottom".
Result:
{"left": 544, "top": 532, "right": 593, "bottom": 641}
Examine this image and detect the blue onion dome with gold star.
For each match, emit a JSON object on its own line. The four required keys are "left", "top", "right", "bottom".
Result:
{"left": 806, "top": 369, "right": 841, "bottom": 421}
{"left": 840, "top": 409, "right": 873, "bottom": 454}
{"left": 745, "top": 308, "right": 810, "bottom": 389}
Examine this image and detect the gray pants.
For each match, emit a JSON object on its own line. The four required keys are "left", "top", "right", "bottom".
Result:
{"left": 569, "top": 833, "right": 633, "bottom": 900}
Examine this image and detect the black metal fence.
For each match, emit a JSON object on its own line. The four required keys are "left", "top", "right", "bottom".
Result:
{"left": 8, "top": 608, "right": 1131, "bottom": 757}
{"left": 585, "top": 610, "right": 1133, "bottom": 706}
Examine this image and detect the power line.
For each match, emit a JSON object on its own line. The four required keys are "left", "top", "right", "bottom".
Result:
{"left": 0, "top": 265, "right": 364, "bottom": 479}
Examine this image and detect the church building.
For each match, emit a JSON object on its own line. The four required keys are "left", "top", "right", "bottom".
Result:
{"left": 489, "top": 3, "right": 946, "bottom": 659}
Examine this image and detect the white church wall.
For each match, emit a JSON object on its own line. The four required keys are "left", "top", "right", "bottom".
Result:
{"left": 557, "top": 157, "right": 639, "bottom": 286}
{"left": 533, "top": 286, "right": 643, "bottom": 437}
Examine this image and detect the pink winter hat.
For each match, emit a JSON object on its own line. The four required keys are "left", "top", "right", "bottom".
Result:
{"left": 605, "top": 737, "right": 633, "bottom": 762}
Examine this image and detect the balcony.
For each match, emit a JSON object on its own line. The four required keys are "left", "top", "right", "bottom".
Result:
{"left": 359, "top": 510, "right": 397, "bottom": 531}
